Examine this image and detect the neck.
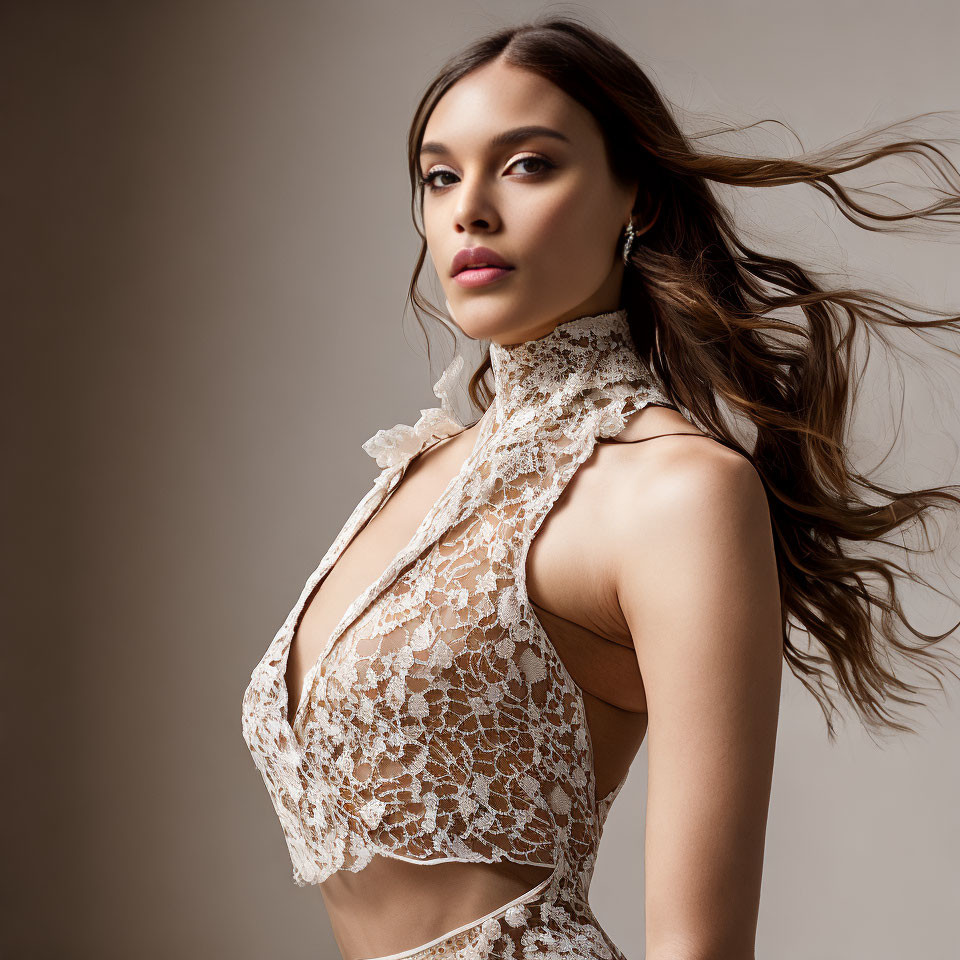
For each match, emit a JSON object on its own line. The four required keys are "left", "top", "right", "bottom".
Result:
{"left": 488, "top": 308, "right": 645, "bottom": 420}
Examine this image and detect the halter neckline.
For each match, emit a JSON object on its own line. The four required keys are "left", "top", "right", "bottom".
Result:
{"left": 485, "top": 308, "right": 643, "bottom": 420}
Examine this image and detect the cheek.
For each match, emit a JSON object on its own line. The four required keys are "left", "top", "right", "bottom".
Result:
{"left": 519, "top": 175, "right": 619, "bottom": 279}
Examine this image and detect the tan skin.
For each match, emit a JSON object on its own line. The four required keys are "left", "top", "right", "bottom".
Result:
{"left": 287, "top": 56, "right": 782, "bottom": 960}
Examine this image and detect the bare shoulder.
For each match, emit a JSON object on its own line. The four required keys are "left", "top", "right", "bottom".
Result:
{"left": 600, "top": 402, "right": 762, "bottom": 501}
{"left": 598, "top": 403, "right": 770, "bottom": 573}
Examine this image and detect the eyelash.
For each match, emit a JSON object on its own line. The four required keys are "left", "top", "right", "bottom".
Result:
{"left": 418, "top": 154, "right": 555, "bottom": 192}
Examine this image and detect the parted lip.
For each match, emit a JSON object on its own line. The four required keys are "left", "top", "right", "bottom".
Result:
{"left": 450, "top": 246, "right": 515, "bottom": 277}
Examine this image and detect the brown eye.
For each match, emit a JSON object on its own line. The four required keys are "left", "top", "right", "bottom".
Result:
{"left": 420, "top": 169, "right": 456, "bottom": 190}
{"left": 419, "top": 154, "right": 556, "bottom": 193}
{"left": 508, "top": 156, "right": 552, "bottom": 175}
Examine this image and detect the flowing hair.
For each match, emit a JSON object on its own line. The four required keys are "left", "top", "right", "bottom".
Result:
{"left": 401, "top": 14, "right": 960, "bottom": 742}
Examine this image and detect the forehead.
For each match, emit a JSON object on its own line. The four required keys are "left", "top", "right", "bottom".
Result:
{"left": 421, "top": 59, "right": 597, "bottom": 151}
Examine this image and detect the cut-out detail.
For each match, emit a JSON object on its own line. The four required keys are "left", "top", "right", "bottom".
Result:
{"left": 356, "top": 862, "right": 559, "bottom": 960}
{"left": 242, "top": 308, "right": 673, "bottom": 958}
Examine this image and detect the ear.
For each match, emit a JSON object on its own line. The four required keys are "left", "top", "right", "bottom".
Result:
{"left": 632, "top": 192, "right": 663, "bottom": 237}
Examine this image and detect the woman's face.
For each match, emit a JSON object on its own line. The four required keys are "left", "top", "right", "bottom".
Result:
{"left": 420, "top": 58, "right": 638, "bottom": 346}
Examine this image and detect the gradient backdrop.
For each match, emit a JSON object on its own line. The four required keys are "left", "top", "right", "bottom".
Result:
{"left": 4, "top": 2, "right": 959, "bottom": 958}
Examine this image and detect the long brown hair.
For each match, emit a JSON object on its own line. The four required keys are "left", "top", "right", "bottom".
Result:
{"left": 402, "top": 15, "right": 960, "bottom": 742}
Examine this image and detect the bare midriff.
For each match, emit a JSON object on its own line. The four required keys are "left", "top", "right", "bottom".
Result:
{"left": 319, "top": 855, "right": 555, "bottom": 960}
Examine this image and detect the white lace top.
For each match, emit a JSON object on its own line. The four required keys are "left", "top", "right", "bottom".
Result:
{"left": 241, "top": 308, "right": 674, "bottom": 959}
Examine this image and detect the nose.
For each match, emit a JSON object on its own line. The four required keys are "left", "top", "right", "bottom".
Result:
{"left": 452, "top": 173, "right": 500, "bottom": 234}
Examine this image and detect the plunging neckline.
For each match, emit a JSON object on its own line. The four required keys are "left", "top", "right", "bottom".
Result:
{"left": 240, "top": 307, "right": 680, "bottom": 897}
{"left": 279, "top": 404, "right": 497, "bottom": 735}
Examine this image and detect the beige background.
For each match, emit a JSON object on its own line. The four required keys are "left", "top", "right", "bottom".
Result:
{"left": 4, "top": 2, "right": 959, "bottom": 957}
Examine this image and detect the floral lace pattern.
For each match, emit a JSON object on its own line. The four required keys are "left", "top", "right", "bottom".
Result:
{"left": 241, "top": 309, "right": 672, "bottom": 959}
{"left": 361, "top": 355, "right": 465, "bottom": 469}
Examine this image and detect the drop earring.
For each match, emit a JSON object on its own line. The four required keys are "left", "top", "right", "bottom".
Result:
{"left": 621, "top": 199, "right": 662, "bottom": 266}
{"left": 621, "top": 221, "right": 637, "bottom": 265}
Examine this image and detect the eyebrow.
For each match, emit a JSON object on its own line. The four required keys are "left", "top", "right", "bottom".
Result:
{"left": 419, "top": 125, "right": 572, "bottom": 159}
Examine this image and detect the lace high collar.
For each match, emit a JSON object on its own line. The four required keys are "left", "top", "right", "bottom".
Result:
{"left": 361, "top": 307, "right": 654, "bottom": 470}
{"left": 488, "top": 308, "right": 646, "bottom": 420}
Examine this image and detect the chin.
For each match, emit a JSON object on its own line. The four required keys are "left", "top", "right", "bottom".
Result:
{"left": 446, "top": 297, "right": 545, "bottom": 345}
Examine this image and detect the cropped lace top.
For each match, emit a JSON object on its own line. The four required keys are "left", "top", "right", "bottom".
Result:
{"left": 241, "top": 308, "right": 674, "bottom": 957}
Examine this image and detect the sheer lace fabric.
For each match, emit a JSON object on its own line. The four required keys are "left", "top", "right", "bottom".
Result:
{"left": 242, "top": 309, "right": 672, "bottom": 959}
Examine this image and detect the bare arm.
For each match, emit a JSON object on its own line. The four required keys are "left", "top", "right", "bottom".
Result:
{"left": 614, "top": 444, "right": 782, "bottom": 959}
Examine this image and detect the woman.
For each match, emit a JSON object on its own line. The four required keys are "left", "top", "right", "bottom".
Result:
{"left": 242, "top": 17, "right": 960, "bottom": 960}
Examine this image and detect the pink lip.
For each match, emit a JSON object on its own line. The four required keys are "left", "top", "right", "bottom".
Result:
{"left": 453, "top": 266, "right": 515, "bottom": 288}
{"left": 450, "top": 245, "right": 514, "bottom": 276}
